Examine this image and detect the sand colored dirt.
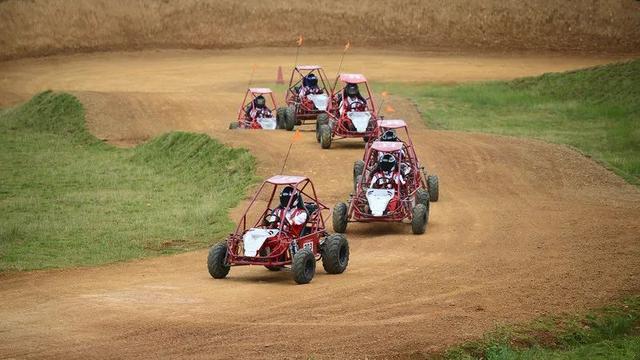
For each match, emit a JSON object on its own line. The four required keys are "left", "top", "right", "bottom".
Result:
{"left": 0, "top": 49, "right": 639, "bottom": 359}
{"left": 2, "top": 0, "right": 640, "bottom": 60}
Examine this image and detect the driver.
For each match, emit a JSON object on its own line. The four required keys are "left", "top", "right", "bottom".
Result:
{"left": 245, "top": 95, "right": 273, "bottom": 120}
{"left": 370, "top": 154, "right": 405, "bottom": 189}
{"left": 339, "top": 83, "right": 367, "bottom": 115}
{"left": 299, "top": 73, "right": 323, "bottom": 99}
{"left": 369, "top": 154, "right": 405, "bottom": 213}
{"left": 267, "top": 186, "right": 308, "bottom": 236}
{"left": 380, "top": 129, "right": 399, "bottom": 142}
{"left": 379, "top": 130, "right": 410, "bottom": 175}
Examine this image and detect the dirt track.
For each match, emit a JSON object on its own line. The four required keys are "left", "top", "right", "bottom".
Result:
{"left": 1, "top": 48, "right": 639, "bottom": 359}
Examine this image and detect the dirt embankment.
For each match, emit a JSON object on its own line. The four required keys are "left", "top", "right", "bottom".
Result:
{"left": 1, "top": 0, "right": 639, "bottom": 60}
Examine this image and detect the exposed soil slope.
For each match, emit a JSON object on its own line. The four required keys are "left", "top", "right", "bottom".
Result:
{"left": 1, "top": 0, "right": 640, "bottom": 60}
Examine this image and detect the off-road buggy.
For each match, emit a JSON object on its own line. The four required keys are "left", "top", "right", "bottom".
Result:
{"left": 208, "top": 175, "right": 349, "bottom": 284}
{"left": 359, "top": 119, "right": 439, "bottom": 202}
{"left": 229, "top": 88, "right": 279, "bottom": 130}
{"left": 316, "top": 73, "right": 379, "bottom": 149}
{"left": 333, "top": 140, "right": 430, "bottom": 235}
{"left": 277, "top": 65, "right": 332, "bottom": 131}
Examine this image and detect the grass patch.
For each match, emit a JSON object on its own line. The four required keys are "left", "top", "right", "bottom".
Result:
{"left": 384, "top": 59, "right": 640, "bottom": 184}
{"left": 444, "top": 296, "right": 640, "bottom": 360}
{"left": 0, "top": 91, "right": 255, "bottom": 271}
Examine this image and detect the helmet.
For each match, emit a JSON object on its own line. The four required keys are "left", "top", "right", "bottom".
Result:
{"left": 379, "top": 154, "right": 397, "bottom": 172}
{"left": 381, "top": 130, "right": 399, "bottom": 142}
{"left": 254, "top": 95, "right": 266, "bottom": 109}
{"left": 345, "top": 83, "right": 359, "bottom": 97}
{"left": 279, "top": 186, "right": 296, "bottom": 208}
{"left": 305, "top": 73, "right": 318, "bottom": 87}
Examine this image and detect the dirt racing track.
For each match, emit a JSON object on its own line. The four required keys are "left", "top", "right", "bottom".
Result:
{"left": 1, "top": 48, "right": 639, "bottom": 359}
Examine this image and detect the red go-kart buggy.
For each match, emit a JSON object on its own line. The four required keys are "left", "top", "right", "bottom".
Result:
{"left": 208, "top": 175, "right": 349, "bottom": 284}
{"left": 358, "top": 119, "right": 439, "bottom": 202}
{"left": 316, "top": 73, "right": 379, "bottom": 149}
{"left": 333, "top": 140, "right": 430, "bottom": 235}
{"left": 229, "top": 88, "right": 279, "bottom": 130}
{"left": 277, "top": 65, "right": 332, "bottom": 131}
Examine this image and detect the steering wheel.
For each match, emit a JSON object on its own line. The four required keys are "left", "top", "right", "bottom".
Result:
{"left": 263, "top": 213, "right": 282, "bottom": 229}
{"left": 373, "top": 177, "right": 394, "bottom": 189}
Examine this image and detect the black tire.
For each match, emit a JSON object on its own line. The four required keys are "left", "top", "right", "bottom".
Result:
{"left": 207, "top": 242, "right": 230, "bottom": 279}
{"left": 415, "top": 188, "right": 430, "bottom": 208}
{"left": 292, "top": 249, "right": 315, "bottom": 284}
{"left": 284, "top": 105, "right": 296, "bottom": 131}
{"left": 353, "top": 160, "right": 365, "bottom": 190}
{"left": 321, "top": 234, "right": 349, "bottom": 274}
{"left": 332, "top": 202, "right": 348, "bottom": 233}
{"left": 276, "top": 107, "right": 287, "bottom": 129}
{"left": 411, "top": 203, "right": 429, "bottom": 235}
{"left": 317, "top": 113, "right": 329, "bottom": 125}
{"left": 260, "top": 248, "right": 282, "bottom": 271}
{"left": 428, "top": 175, "right": 439, "bottom": 202}
{"left": 316, "top": 113, "right": 329, "bottom": 143}
{"left": 229, "top": 122, "right": 239, "bottom": 130}
{"left": 320, "top": 124, "right": 332, "bottom": 149}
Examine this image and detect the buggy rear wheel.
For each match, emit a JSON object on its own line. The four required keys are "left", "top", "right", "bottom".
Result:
{"left": 320, "top": 124, "right": 332, "bottom": 149}
{"left": 411, "top": 203, "right": 429, "bottom": 235}
{"left": 353, "top": 160, "right": 365, "bottom": 190}
{"left": 415, "top": 188, "right": 430, "bottom": 208}
{"left": 428, "top": 175, "right": 439, "bottom": 202}
{"left": 292, "top": 249, "right": 315, "bottom": 284}
{"left": 321, "top": 234, "right": 349, "bottom": 274}
{"left": 207, "top": 242, "right": 230, "bottom": 279}
{"left": 260, "top": 248, "right": 282, "bottom": 271}
{"left": 284, "top": 105, "right": 296, "bottom": 131}
{"left": 332, "top": 202, "right": 348, "bottom": 233}
{"left": 229, "top": 122, "right": 239, "bottom": 130}
{"left": 276, "top": 107, "right": 287, "bottom": 129}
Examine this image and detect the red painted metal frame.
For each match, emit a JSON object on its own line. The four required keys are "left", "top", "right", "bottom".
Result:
{"left": 326, "top": 74, "right": 379, "bottom": 141}
{"left": 234, "top": 88, "right": 279, "bottom": 129}
{"left": 369, "top": 119, "right": 428, "bottom": 188}
{"left": 283, "top": 65, "right": 332, "bottom": 123}
{"left": 347, "top": 139, "right": 426, "bottom": 223}
{"left": 224, "top": 176, "right": 329, "bottom": 267}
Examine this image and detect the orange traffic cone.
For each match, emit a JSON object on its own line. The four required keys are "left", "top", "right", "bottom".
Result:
{"left": 276, "top": 66, "right": 284, "bottom": 84}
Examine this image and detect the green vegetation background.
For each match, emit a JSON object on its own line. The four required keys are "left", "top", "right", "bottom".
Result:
{"left": 0, "top": 91, "right": 255, "bottom": 271}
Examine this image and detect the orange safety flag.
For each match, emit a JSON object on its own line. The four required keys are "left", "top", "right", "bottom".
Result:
{"left": 344, "top": 40, "right": 351, "bottom": 51}
{"left": 385, "top": 105, "right": 396, "bottom": 113}
{"left": 297, "top": 35, "right": 304, "bottom": 47}
{"left": 291, "top": 128, "right": 302, "bottom": 143}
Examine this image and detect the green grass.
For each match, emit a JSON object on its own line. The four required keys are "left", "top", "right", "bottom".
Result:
{"left": 0, "top": 91, "right": 255, "bottom": 271}
{"left": 384, "top": 59, "right": 640, "bottom": 184}
{"left": 444, "top": 297, "right": 640, "bottom": 360}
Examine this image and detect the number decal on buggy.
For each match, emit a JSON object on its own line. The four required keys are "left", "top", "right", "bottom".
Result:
{"left": 303, "top": 242, "right": 313, "bottom": 252}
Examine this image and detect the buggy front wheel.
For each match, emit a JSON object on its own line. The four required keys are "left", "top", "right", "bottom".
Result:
{"left": 284, "top": 105, "right": 296, "bottom": 131}
{"left": 319, "top": 124, "right": 332, "bottom": 149}
{"left": 322, "top": 234, "right": 349, "bottom": 274}
{"left": 411, "top": 204, "right": 429, "bottom": 235}
{"left": 316, "top": 113, "right": 329, "bottom": 143}
{"left": 276, "top": 107, "right": 287, "bottom": 129}
{"left": 332, "top": 202, "right": 348, "bottom": 233}
{"left": 427, "top": 175, "right": 439, "bottom": 202}
{"left": 292, "top": 249, "right": 316, "bottom": 284}
{"left": 415, "top": 188, "right": 430, "bottom": 208}
{"left": 207, "top": 242, "right": 230, "bottom": 279}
